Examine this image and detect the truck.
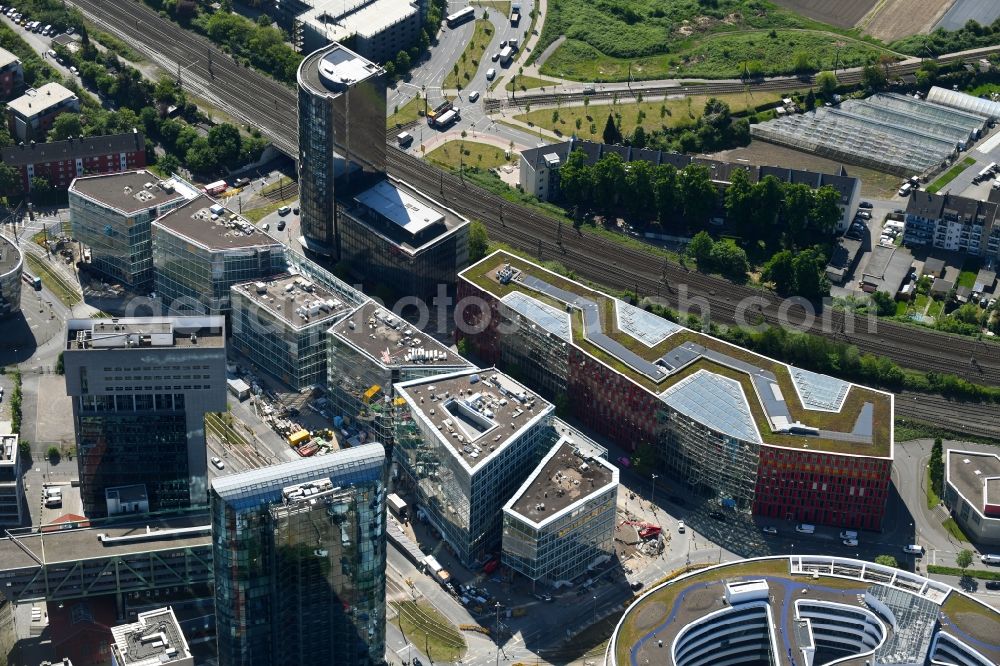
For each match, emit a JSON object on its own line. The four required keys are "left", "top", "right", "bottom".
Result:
{"left": 204, "top": 180, "right": 228, "bottom": 196}
{"left": 426, "top": 100, "right": 453, "bottom": 125}
{"left": 510, "top": 3, "right": 521, "bottom": 26}
{"left": 499, "top": 45, "right": 514, "bottom": 66}
{"left": 423, "top": 555, "right": 452, "bottom": 587}
{"left": 387, "top": 493, "right": 408, "bottom": 520}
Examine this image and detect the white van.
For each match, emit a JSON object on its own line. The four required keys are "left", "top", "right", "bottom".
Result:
{"left": 795, "top": 523, "right": 815, "bottom": 534}
{"left": 468, "top": 90, "right": 480, "bottom": 103}
{"left": 981, "top": 553, "right": 1000, "bottom": 565}
{"left": 898, "top": 182, "right": 913, "bottom": 197}
{"left": 486, "top": 68, "right": 496, "bottom": 81}
{"left": 839, "top": 530, "right": 858, "bottom": 540}
{"left": 396, "top": 131, "right": 413, "bottom": 147}
{"left": 902, "top": 544, "right": 925, "bottom": 555}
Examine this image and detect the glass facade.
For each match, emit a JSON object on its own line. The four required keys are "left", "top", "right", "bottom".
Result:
{"left": 69, "top": 192, "right": 185, "bottom": 290}
{"left": 297, "top": 45, "right": 387, "bottom": 255}
{"left": 0, "top": 234, "right": 22, "bottom": 318}
{"left": 152, "top": 228, "right": 286, "bottom": 315}
{"left": 337, "top": 202, "right": 469, "bottom": 299}
{"left": 211, "top": 445, "right": 386, "bottom": 666}
{"left": 75, "top": 399, "right": 189, "bottom": 516}
{"left": 392, "top": 376, "right": 554, "bottom": 566}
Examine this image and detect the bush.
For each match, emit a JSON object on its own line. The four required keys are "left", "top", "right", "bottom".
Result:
{"left": 46, "top": 446, "right": 60, "bottom": 462}
{"left": 874, "top": 555, "right": 898, "bottom": 568}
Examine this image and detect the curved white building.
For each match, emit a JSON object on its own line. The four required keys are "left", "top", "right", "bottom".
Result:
{"left": 0, "top": 233, "right": 23, "bottom": 318}
{"left": 608, "top": 556, "right": 1000, "bottom": 666}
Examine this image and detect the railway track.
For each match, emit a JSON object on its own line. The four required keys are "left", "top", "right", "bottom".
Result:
{"left": 68, "top": 1, "right": 1000, "bottom": 436}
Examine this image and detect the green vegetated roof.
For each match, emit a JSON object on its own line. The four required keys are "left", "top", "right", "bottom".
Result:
{"left": 461, "top": 252, "right": 892, "bottom": 457}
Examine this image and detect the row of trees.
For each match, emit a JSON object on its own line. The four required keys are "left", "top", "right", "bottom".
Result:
{"left": 559, "top": 150, "right": 718, "bottom": 230}
{"left": 687, "top": 232, "right": 749, "bottom": 282}
{"left": 604, "top": 97, "right": 752, "bottom": 156}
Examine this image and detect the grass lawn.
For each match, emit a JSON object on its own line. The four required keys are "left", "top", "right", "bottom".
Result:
{"left": 25, "top": 253, "right": 80, "bottom": 307}
{"left": 242, "top": 200, "right": 286, "bottom": 223}
{"left": 426, "top": 140, "right": 512, "bottom": 171}
{"left": 444, "top": 20, "right": 494, "bottom": 90}
{"left": 894, "top": 300, "right": 910, "bottom": 317}
{"left": 387, "top": 95, "right": 425, "bottom": 129}
{"left": 956, "top": 257, "right": 982, "bottom": 289}
{"left": 392, "top": 600, "right": 466, "bottom": 663}
{"left": 925, "top": 466, "right": 941, "bottom": 510}
{"left": 941, "top": 592, "right": 1000, "bottom": 643}
{"left": 514, "top": 92, "right": 784, "bottom": 141}
{"left": 259, "top": 176, "right": 294, "bottom": 198}
{"left": 541, "top": 31, "right": 893, "bottom": 82}
{"left": 942, "top": 517, "right": 970, "bottom": 542}
{"left": 926, "top": 298, "right": 945, "bottom": 319}
{"left": 927, "top": 157, "right": 976, "bottom": 194}
{"left": 472, "top": 0, "right": 510, "bottom": 16}
{"left": 506, "top": 75, "right": 561, "bottom": 91}
{"left": 913, "top": 292, "right": 929, "bottom": 313}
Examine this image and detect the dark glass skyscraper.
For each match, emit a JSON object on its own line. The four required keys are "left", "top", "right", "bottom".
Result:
{"left": 297, "top": 43, "right": 386, "bottom": 256}
{"left": 211, "top": 443, "right": 387, "bottom": 666}
{"left": 63, "top": 316, "right": 227, "bottom": 517}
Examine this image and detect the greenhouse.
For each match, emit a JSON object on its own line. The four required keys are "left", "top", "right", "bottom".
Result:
{"left": 927, "top": 85, "right": 1000, "bottom": 120}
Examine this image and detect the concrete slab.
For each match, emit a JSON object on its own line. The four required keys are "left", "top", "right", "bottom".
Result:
{"left": 32, "top": 375, "right": 74, "bottom": 445}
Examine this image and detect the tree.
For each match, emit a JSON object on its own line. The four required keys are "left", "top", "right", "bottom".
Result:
{"left": 652, "top": 164, "right": 678, "bottom": 225}
{"left": 816, "top": 70, "right": 838, "bottom": 97}
{"left": 602, "top": 113, "right": 621, "bottom": 145}
{"left": 875, "top": 555, "right": 899, "bottom": 568}
{"left": 782, "top": 183, "right": 813, "bottom": 248}
{"left": 929, "top": 437, "right": 944, "bottom": 499}
{"left": 791, "top": 247, "right": 829, "bottom": 299}
{"left": 468, "top": 220, "right": 488, "bottom": 262}
{"left": 709, "top": 241, "right": 749, "bottom": 281}
{"left": 809, "top": 186, "right": 843, "bottom": 237}
{"left": 951, "top": 302, "right": 983, "bottom": 326}
{"left": 156, "top": 153, "right": 181, "bottom": 176}
{"left": 956, "top": 549, "right": 974, "bottom": 571}
{"left": 861, "top": 63, "right": 887, "bottom": 92}
{"left": 631, "top": 125, "right": 647, "bottom": 149}
{"left": 762, "top": 250, "right": 796, "bottom": 295}
{"left": 207, "top": 123, "right": 243, "bottom": 168}
{"left": 871, "top": 290, "right": 896, "bottom": 316}
{"left": 592, "top": 153, "right": 626, "bottom": 210}
{"left": 678, "top": 164, "right": 718, "bottom": 224}
{"left": 687, "top": 231, "right": 714, "bottom": 267}
{"left": 395, "top": 50, "right": 411, "bottom": 72}
{"left": 154, "top": 75, "right": 179, "bottom": 107}
{"left": 625, "top": 159, "right": 654, "bottom": 222}
{"left": 793, "top": 50, "right": 812, "bottom": 73}
{"left": 185, "top": 137, "right": 219, "bottom": 173}
{"left": 724, "top": 168, "right": 754, "bottom": 237}
{"left": 0, "top": 163, "right": 22, "bottom": 198}
{"left": 558, "top": 149, "right": 593, "bottom": 207}
{"left": 49, "top": 113, "right": 83, "bottom": 141}
{"left": 804, "top": 89, "right": 816, "bottom": 111}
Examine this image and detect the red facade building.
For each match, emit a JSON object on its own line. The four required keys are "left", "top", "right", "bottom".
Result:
{"left": 0, "top": 130, "right": 146, "bottom": 192}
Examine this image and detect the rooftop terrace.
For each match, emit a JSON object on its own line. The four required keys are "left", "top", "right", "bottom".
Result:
{"left": 153, "top": 194, "right": 283, "bottom": 251}
{"left": 66, "top": 316, "right": 225, "bottom": 350}
{"left": 396, "top": 368, "right": 554, "bottom": 470}
{"left": 68, "top": 171, "right": 196, "bottom": 215}
{"left": 110, "top": 607, "right": 192, "bottom": 666}
{"left": 507, "top": 438, "right": 616, "bottom": 523}
{"left": 232, "top": 274, "right": 352, "bottom": 330}
{"left": 947, "top": 449, "right": 1000, "bottom": 516}
{"left": 331, "top": 300, "right": 470, "bottom": 369}
{"left": 461, "top": 252, "right": 893, "bottom": 456}
{"left": 297, "top": 42, "right": 383, "bottom": 97}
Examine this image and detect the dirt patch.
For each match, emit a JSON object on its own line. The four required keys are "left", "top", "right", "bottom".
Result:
{"left": 770, "top": 0, "right": 878, "bottom": 28}
{"left": 862, "top": 0, "right": 957, "bottom": 43}
{"left": 707, "top": 140, "right": 902, "bottom": 198}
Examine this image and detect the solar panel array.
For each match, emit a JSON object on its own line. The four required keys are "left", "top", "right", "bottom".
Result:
{"left": 616, "top": 299, "right": 681, "bottom": 347}
{"left": 790, "top": 367, "right": 851, "bottom": 412}
{"left": 501, "top": 291, "right": 572, "bottom": 342}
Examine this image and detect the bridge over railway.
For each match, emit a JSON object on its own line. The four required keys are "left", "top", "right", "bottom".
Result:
{"left": 0, "top": 513, "right": 212, "bottom": 603}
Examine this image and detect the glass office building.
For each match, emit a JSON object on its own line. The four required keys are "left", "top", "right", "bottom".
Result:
{"left": 153, "top": 194, "right": 287, "bottom": 315}
{"left": 0, "top": 233, "right": 22, "bottom": 318}
{"left": 69, "top": 171, "right": 198, "bottom": 290}
{"left": 392, "top": 368, "right": 554, "bottom": 566}
{"left": 297, "top": 43, "right": 386, "bottom": 256}
{"left": 63, "top": 317, "right": 227, "bottom": 517}
{"left": 327, "top": 300, "right": 473, "bottom": 449}
{"left": 502, "top": 437, "right": 618, "bottom": 587}
{"left": 211, "top": 444, "right": 387, "bottom": 666}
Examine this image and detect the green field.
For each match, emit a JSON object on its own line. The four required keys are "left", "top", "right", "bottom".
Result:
{"left": 515, "top": 92, "right": 783, "bottom": 140}
{"left": 388, "top": 96, "right": 425, "bottom": 129}
{"left": 444, "top": 20, "right": 493, "bottom": 90}
{"left": 956, "top": 257, "right": 981, "bottom": 289}
{"left": 928, "top": 157, "right": 976, "bottom": 194}
{"left": 426, "top": 140, "right": 512, "bottom": 171}
{"left": 393, "top": 600, "right": 466, "bottom": 663}
{"left": 25, "top": 253, "right": 80, "bottom": 307}
{"left": 534, "top": 0, "right": 896, "bottom": 81}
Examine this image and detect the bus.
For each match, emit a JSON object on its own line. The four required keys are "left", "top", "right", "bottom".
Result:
{"left": 446, "top": 6, "right": 474, "bottom": 27}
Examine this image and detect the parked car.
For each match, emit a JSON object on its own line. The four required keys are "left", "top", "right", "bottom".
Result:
{"left": 856, "top": 210, "right": 871, "bottom": 219}
{"left": 986, "top": 580, "right": 1000, "bottom": 590}
{"left": 677, "top": 520, "right": 685, "bottom": 533}
{"left": 616, "top": 456, "right": 631, "bottom": 468}
{"left": 709, "top": 511, "right": 726, "bottom": 522}
{"left": 762, "top": 526, "right": 778, "bottom": 535}
{"left": 486, "top": 68, "right": 496, "bottom": 80}
{"left": 630, "top": 581, "right": 644, "bottom": 591}
{"left": 902, "top": 544, "right": 925, "bottom": 556}
{"left": 469, "top": 90, "right": 480, "bottom": 102}
{"left": 842, "top": 538, "right": 859, "bottom": 547}
{"left": 292, "top": 206, "right": 300, "bottom": 214}
{"left": 491, "top": 52, "right": 500, "bottom": 61}
{"left": 859, "top": 201, "right": 873, "bottom": 208}
{"left": 211, "top": 456, "right": 225, "bottom": 470}
{"left": 276, "top": 220, "right": 286, "bottom": 231}
{"left": 277, "top": 205, "right": 291, "bottom": 216}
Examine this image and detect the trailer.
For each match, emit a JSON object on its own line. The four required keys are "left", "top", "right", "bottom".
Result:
{"left": 424, "top": 555, "right": 452, "bottom": 586}
{"left": 203, "top": 180, "right": 228, "bottom": 196}
{"left": 510, "top": 3, "right": 520, "bottom": 26}
{"left": 434, "top": 108, "right": 459, "bottom": 128}
{"left": 387, "top": 493, "right": 408, "bottom": 520}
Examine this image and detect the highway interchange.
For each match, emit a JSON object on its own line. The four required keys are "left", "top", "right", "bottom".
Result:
{"left": 1, "top": 2, "right": 997, "bottom": 662}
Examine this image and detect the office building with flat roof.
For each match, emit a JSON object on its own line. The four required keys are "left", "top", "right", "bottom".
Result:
{"left": 6, "top": 82, "right": 79, "bottom": 141}
{"left": 0, "top": 232, "right": 23, "bottom": 318}
{"left": 211, "top": 443, "right": 386, "bottom": 666}
{"left": 5, "top": 130, "right": 147, "bottom": 192}
{"left": 0, "top": 434, "right": 24, "bottom": 527}
{"left": 393, "top": 368, "right": 555, "bottom": 565}
{"left": 458, "top": 251, "right": 895, "bottom": 531}
{"left": 502, "top": 437, "right": 618, "bottom": 587}
{"left": 110, "top": 606, "right": 193, "bottom": 666}
{"left": 945, "top": 449, "right": 1000, "bottom": 545}
{"left": 338, "top": 176, "right": 470, "bottom": 298}
{"left": 284, "top": 0, "right": 422, "bottom": 62}
{"left": 327, "top": 300, "right": 473, "bottom": 448}
{"left": 230, "top": 273, "right": 353, "bottom": 390}
{"left": 297, "top": 43, "right": 386, "bottom": 256}
{"left": 63, "top": 316, "right": 227, "bottom": 517}
{"left": 152, "top": 194, "right": 287, "bottom": 315}
{"left": 0, "top": 47, "right": 24, "bottom": 99}
{"left": 69, "top": 171, "right": 198, "bottom": 290}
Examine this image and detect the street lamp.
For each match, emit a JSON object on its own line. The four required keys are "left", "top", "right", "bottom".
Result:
{"left": 494, "top": 602, "right": 502, "bottom": 666}
{"left": 592, "top": 595, "right": 598, "bottom": 624}
{"left": 650, "top": 473, "right": 659, "bottom": 512}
